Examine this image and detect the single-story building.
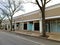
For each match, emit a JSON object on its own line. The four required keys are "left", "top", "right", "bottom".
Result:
{"left": 2, "top": 3, "right": 60, "bottom": 34}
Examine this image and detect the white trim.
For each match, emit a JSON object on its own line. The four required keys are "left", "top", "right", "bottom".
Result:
{"left": 14, "top": 19, "right": 40, "bottom": 23}
{"left": 46, "top": 15, "right": 60, "bottom": 19}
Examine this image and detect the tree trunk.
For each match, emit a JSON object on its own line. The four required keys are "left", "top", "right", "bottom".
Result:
{"left": 0, "top": 21, "right": 2, "bottom": 29}
{"left": 10, "top": 16, "right": 13, "bottom": 31}
{"left": 0, "top": 23, "right": 1, "bottom": 29}
{"left": 41, "top": 7, "right": 46, "bottom": 37}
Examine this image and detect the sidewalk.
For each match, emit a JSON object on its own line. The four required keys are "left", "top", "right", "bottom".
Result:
{"left": 11, "top": 30, "right": 60, "bottom": 42}
{"left": 14, "top": 30, "right": 60, "bottom": 42}
{"left": 15, "top": 30, "right": 40, "bottom": 37}
{"left": 48, "top": 32, "right": 60, "bottom": 41}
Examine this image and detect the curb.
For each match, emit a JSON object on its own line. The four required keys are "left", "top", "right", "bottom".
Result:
{"left": 39, "top": 36, "right": 60, "bottom": 43}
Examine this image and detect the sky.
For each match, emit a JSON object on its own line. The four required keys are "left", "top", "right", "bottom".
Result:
{"left": 0, "top": 0, "right": 60, "bottom": 17}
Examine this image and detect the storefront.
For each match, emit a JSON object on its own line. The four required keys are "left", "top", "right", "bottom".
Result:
{"left": 46, "top": 19, "right": 60, "bottom": 32}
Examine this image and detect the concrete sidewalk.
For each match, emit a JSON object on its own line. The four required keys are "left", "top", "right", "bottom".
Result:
{"left": 12, "top": 30, "right": 60, "bottom": 42}
{"left": 48, "top": 32, "right": 60, "bottom": 41}
{"left": 15, "top": 30, "right": 40, "bottom": 37}
{"left": 14, "top": 30, "right": 60, "bottom": 42}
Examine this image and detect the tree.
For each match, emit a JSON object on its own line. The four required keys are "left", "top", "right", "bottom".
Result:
{"left": 35, "top": 0, "right": 51, "bottom": 37}
{"left": 0, "top": 10, "right": 6, "bottom": 29}
{"left": 23, "top": 0, "right": 51, "bottom": 37}
{"left": 0, "top": 0, "right": 24, "bottom": 31}
{"left": 0, "top": 16, "right": 5, "bottom": 29}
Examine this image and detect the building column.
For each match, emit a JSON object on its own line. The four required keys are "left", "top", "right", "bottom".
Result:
{"left": 7, "top": 24, "right": 8, "bottom": 30}
{"left": 19, "top": 23, "right": 21, "bottom": 30}
{"left": 10, "top": 24, "right": 11, "bottom": 30}
{"left": 14, "top": 23, "right": 16, "bottom": 30}
{"left": 32, "top": 22, "right": 34, "bottom": 31}
{"left": 39, "top": 20, "right": 42, "bottom": 33}
{"left": 22, "top": 22, "right": 24, "bottom": 30}
{"left": 27, "top": 22, "right": 29, "bottom": 30}
{"left": 4, "top": 24, "right": 5, "bottom": 30}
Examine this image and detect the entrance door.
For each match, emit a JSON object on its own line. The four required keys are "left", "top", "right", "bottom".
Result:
{"left": 24, "top": 24, "right": 27, "bottom": 30}
{"left": 34, "top": 23, "right": 39, "bottom": 31}
{"left": 28, "top": 23, "right": 33, "bottom": 30}
{"left": 57, "top": 22, "right": 60, "bottom": 32}
{"left": 46, "top": 22, "right": 50, "bottom": 32}
{"left": 16, "top": 23, "right": 20, "bottom": 30}
{"left": 52, "top": 22, "right": 57, "bottom": 32}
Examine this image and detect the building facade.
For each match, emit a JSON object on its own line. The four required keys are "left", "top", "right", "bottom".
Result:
{"left": 2, "top": 4, "right": 60, "bottom": 33}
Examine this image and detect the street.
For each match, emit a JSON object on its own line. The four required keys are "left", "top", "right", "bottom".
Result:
{"left": 0, "top": 31, "right": 60, "bottom": 45}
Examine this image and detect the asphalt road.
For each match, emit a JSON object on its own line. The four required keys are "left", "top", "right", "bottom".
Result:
{"left": 0, "top": 31, "right": 60, "bottom": 45}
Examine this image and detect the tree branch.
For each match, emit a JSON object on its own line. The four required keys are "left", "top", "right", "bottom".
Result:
{"left": 41, "top": 0, "right": 44, "bottom": 6}
{"left": 0, "top": 8, "right": 11, "bottom": 21}
{"left": 36, "top": 0, "right": 42, "bottom": 11}
{"left": 0, "top": 2, "right": 12, "bottom": 16}
{"left": 46, "top": 0, "right": 51, "bottom": 4}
